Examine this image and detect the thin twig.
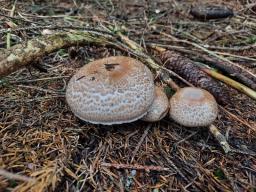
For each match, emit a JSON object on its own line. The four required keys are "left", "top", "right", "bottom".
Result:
{"left": 6, "top": 0, "right": 17, "bottom": 49}
{"left": 219, "top": 106, "right": 256, "bottom": 132}
{"left": 130, "top": 124, "right": 151, "bottom": 163}
{"left": 157, "top": 30, "right": 256, "bottom": 80}
{"left": 101, "top": 162, "right": 170, "bottom": 172}
{"left": 157, "top": 140, "right": 190, "bottom": 183}
{"left": 0, "top": 169, "right": 36, "bottom": 182}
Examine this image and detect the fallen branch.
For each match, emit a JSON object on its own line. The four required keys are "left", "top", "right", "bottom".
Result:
{"left": 0, "top": 29, "right": 163, "bottom": 78}
{"left": 0, "top": 30, "right": 114, "bottom": 77}
{"left": 198, "top": 54, "right": 256, "bottom": 90}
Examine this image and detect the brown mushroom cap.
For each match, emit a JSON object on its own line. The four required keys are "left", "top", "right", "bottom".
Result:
{"left": 66, "top": 56, "right": 155, "bottom": 125}
{"left": 169, "top": 87, "right": 218, "bottom": 127}
{"left": 142, "top": 86, "right": 169, "bottom": 122}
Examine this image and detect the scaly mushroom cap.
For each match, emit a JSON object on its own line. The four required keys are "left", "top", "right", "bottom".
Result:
{"left": 169, "top": 87, "right": 218, "bottom": 127}
{"left": 66, "top": 56, "right": 155, "bottom": 125}
{"left": 142, "top": 86, "right": 169, "bottom": 122}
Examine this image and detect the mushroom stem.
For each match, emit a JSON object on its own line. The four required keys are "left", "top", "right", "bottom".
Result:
{"left": 209, "top": 125, "right": 231, "bottom": 154}
{"left": 159, "top": 70, "right": 180, "bottom": 91}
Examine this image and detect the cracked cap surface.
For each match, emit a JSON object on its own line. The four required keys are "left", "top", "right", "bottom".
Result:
{"left": 66, "top": 56, "right": 155, "bottom": 125}
{"left": 169, "top": 87, "right": 218, "bottom": 127}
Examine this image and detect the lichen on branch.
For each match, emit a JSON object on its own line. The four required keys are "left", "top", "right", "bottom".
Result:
{"left": 0, "top": 31, "right": 113, "bottom": 77}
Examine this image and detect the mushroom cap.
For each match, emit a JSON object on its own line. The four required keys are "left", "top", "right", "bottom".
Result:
{"left": 169, "top": 87, "right": 218, "bottom": 127}
{"left": 66, "top": 56, "right": 155, "bottom": 125}
{"left": 142, "top": 86, "right": 169, "bottom": 122}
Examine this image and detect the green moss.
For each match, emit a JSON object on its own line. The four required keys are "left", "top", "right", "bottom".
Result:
{"left": 163, "top": 86, "right": 175, "bottom": 98}
{"left": 245, "top": 35, "right": 256, "bottom": 44}
{"left": 213, "top": 168, "right": 226, "bottom": 180}
{"left": 0, "top": 78, "right": 9, "bottom": 87}
{"left": 57, "top": 49, "right": 68, "bottom": 57}
{"left": 8, "top": 180, "right": 18, "bottom": 188}
{"left": 66, "top": 33, "right": 85, "bottom": 42}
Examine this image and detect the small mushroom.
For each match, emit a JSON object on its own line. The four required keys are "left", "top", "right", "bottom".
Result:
{"left": 66, "top": 56, "right": 155, "bottom": 125}
{"left": 142, "top": 86, "right": 169, "bottom": 122}
{"left": 169, "top": 87, "right": 218, "bottom": 127}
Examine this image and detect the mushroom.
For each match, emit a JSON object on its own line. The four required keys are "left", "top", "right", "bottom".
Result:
{"left": 142, "top": 86, "right": 169, "bottom": 122}
{"left": 66, "top": 56, "right": 155, "bottom": 125}
{"left": 169, "top": 87, "right": 218, "bottom": 127}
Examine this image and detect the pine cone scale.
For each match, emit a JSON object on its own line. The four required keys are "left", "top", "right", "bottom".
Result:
{"left": 161, "top": 51, "right": 229, "bottom": 105}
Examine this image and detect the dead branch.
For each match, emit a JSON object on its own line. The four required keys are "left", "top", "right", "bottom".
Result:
{"left": 0, "top": 31, "right": 114, "bottom": 77}
{"left": 198, "top": 55, "right": 256, "bottom": 90}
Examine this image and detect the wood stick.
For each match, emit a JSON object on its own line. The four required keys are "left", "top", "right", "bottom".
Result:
{"left": 0, "top": 31, "right": 114, "bottom": 77}
{"left": 101, "top": 162, "right": 170, "bottom": 172}
{"left": 130, "top": 124, "right": 151, "bottom": 163}
{"left": 209, "top": 125, "right": 231, "bottom": 154}
{"left": 201, "top": 67, "right": 256, "bottom": 100}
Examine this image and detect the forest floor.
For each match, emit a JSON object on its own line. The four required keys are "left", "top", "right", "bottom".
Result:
{"left": 0, "top": 0, "right": 256, "bottom": 191}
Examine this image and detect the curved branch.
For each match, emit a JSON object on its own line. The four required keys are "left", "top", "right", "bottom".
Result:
{"left": 0, "top": 31, "right": 113, "bottom": 77}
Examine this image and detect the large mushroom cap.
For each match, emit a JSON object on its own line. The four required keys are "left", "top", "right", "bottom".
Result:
{"left": 66, "top": 56, "right": 155, "bottom": 125}
{"left": 142, "top": 86, "right": 169, "bottom": 122}
{"left": 169, "top": 87, "right": 218, "bottom": 127}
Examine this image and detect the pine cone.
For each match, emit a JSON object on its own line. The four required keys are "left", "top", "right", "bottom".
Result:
{"left": 161, "top": 51, "right": 229, "bottom": 105}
